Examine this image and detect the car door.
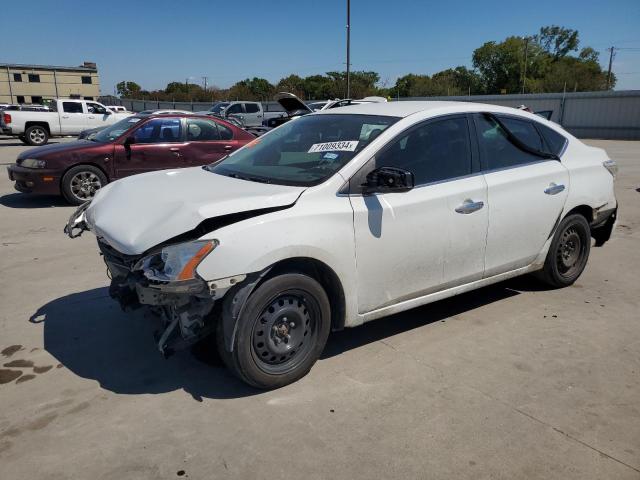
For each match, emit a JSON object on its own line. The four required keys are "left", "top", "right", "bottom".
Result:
{"left": 113, "top": 117, "right": 188, "bottom": 178}
{"left": 183, "top": 117, "right": 241, "bottom": 166}
{"left": 349, "top": 115, "right": 488, "bottom": 314}
{"left": 225, "top": 103, "right": 244, "bottom": 123}
{"left": 242, "top": 102, "right": 263, "bottom": 126}
{"left": 59, "top": 101, "right": 87, "bottom": 134}
{"left": 85, "top": 102, "right": 113, "bottom": 128}
{"left": 474, "top": 113, "right": 569, "bottom": 277}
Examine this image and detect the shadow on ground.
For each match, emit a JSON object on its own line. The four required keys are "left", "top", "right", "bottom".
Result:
{"left": 0, "top": 193, "right": 69, "bottom": 209}
{"left": 33, "top": 276, "right": 542, "bottom": 400}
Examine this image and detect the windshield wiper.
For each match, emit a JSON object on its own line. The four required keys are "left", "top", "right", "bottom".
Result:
{"left": 227, "top": 172, "right": 271, "bottom": 184}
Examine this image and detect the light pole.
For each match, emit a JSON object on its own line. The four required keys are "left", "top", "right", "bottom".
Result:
{"left": 346, "top": 0, "right": 351, "bottom": 99}
{"left": 522, "top": 36, "right": 529, "bottom": 94}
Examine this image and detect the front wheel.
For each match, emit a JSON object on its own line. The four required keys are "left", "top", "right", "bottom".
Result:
{"left": 218, "top": 273, "right": 331, "bottom": 389}
{"left": 61, "top": 165, "right": 108, "bottom": 205}
{"left": 537, "top": 213, "right": 591, "bottom": 288}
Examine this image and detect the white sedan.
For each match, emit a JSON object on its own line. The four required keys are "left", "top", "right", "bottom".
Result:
{"left": 67, "top": 101, "right": 618, "bottom": 388}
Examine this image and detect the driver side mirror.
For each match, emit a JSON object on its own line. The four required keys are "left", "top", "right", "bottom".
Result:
{"left": 362, "top": 166, "right": 415, "bottom": 194}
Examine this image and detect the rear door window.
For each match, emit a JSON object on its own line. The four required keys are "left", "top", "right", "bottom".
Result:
{"left": 63, "top": 102, "right": 83, "bottom": 113}
{"left": 244, "top": 103, "right": 260, "bottom": 113}
{"left": 498, "top": 117, "right": 544, "bottom": 150}
{"left": 474, "top": 114, "right": 544, "bottom": 171}
{"left": 536, "top": 123, "right": 567, "bottom": 156}
{"left": 186, "top": 118, "right": 221, "bottom": 141}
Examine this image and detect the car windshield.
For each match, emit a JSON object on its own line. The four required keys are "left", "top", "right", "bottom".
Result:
{"left": 208, "top": 114, "right": 399, "bottom": 186}
{"left": 209, "top": 103, "right": 229, "bottom": 114}
{"left": 93, "top": 117, "right": 143, "bottom": 142}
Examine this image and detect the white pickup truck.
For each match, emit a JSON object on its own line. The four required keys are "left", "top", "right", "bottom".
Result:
{"left": 0, "top": 99, "right": 132, "bottom": 145}
{"left": 208, "top": 101, "right": 286, "bottom": 127}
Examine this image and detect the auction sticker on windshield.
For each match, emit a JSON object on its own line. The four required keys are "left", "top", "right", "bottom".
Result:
{"left": 308, "top": 141, "right": 358, "bottom": 153}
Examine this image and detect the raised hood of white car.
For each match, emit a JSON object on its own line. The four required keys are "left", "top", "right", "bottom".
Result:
{"left": 87, "top": 167, "right": 306, "bottom": 255}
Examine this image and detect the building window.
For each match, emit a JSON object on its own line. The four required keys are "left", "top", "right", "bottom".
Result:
{"left": 31, "top": 96, "right": 43, "bottom": 104}
{"left": 69, "top": 94, "right": 81, "bottom": 99}
{"left": 13, "top": 73, "right": 22, "bottom": 82}
{"left": 28, "top": 73, "right": 40, "bottom": 82}
{"left": 16, "top": 95, "right": 25, "bottom": 104}
{"left": 83, "top": 96, "right": 94, "bottom": 100}
{"left": 81, "top": 76, "right": 92, "bottom": 84}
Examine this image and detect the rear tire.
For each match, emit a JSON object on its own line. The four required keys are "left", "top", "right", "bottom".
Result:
{"left": 24, "top": 125, "right": 49, "bottom": 146}
{"left": 218, "top": 273, "right": 331, "bottom": 389}
{"left": 537, "top": 213, "right": 591, "bottom": 288}
{"left": 61, "top": 165, "right": 108, "bottom": 205}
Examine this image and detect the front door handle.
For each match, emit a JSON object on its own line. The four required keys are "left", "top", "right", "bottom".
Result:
{"left": 544, "top": 183, "right": 565, "bottom": 195}
{"left": 169, "top": 147, "right": 181, "bottom": 157}
{"left": 455, "top": 199, "right": 484, "bottom": 214}
{"left": 224, "top": 145, "right": 233, "bottom": 151}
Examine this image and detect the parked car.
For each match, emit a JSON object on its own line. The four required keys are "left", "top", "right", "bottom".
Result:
{"left": 138, "top": 109, "right": 193, "bottom": 115}
{"left": 0, "top": 99, "right": 132, "bottom": 146}
{"left": 107, "top": 105, "right": 128, "bottom": 113}
{"left": 65, "top": 101, "right": 617, "bottom": 388}
{"left": 8, "top": 114, "right": 254, "bottom": 204}
{"left": 77, "top": 110, "right": 198, "bottom": 140}
{"left": 208, "top": 101, "right": 286, "bottom": 127}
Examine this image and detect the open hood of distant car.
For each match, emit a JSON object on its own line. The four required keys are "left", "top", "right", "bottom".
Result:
{"left": 274, "top": 92, "right": 313, "bottom": 116}
{"left": 86, "top": 167, "right": 306, "bottom": 255}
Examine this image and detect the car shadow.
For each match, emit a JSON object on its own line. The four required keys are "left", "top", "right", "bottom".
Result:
{"left": 0, "top": 193, "right": 69, "bottom": 209}
{"left": 33, "top": 276, "right": 544, "bottom": 400}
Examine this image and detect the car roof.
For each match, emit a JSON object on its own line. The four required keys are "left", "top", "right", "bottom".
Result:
{"left": 313, "top": 100, "right": 536, "bottom": 118}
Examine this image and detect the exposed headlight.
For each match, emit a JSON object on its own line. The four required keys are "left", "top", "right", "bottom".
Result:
{"left": 603, "top": 159, "right": 618, "bottom": 178}
{"left": 20, "top": 158, "right": 46, "bottom": 168}
{"left": 134, "top": 240, "right": 218, "bottom": 283}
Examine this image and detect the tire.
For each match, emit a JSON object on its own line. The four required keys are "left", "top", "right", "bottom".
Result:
{"left": 218, "top": 273, "right": 331, "bottom": 389}
{"left": 61, "top": 165, "right": 108, "bottom": 205}
{"left": 24, "top": 125, "right": 49, "bottom": 146}
{"left": 537, "top": 213, "right": 591, "bottom": 288}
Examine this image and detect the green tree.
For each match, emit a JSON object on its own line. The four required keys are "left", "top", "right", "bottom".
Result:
{"left": 116, "top": 81, "right": 141, "bottom": 98}
{"left": 534, "top": 25, "right": 579, "bottom": 59}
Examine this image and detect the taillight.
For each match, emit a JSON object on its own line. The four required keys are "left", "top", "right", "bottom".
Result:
{"left": 2, "top": 113, "right": 11, "bottom": 124}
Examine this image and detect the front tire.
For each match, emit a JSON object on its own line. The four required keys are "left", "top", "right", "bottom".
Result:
{"left": 218, "top": 273, "right": 331, "bottom": 389}
{"left": 537, "top": 213, "right": 591, "bottom": 288}
{"left": 24, "top": 125, "right": 49, "bottom": 146}
{"left": 61, "top": 165, "right": 108, "bottom": 205}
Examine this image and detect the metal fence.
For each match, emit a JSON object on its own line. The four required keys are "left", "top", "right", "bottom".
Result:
{"left": 399, "top": 90, "right": 640, "bottom": 140}
{"left": 100, "top": 90, "right": 640, "bottom": 140}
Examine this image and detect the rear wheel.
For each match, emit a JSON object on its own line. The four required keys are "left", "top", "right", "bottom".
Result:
{"left": 61, "top": 165, "right": 108, "bottom": 205}
{"left": 24, "top": 125, "right": 49, "bottom": 146}
{"left": 537, "top": 214, "right": 591, "bottom": 288}
{"left": 218, "top": 273, "right": 331, "bottom": 389}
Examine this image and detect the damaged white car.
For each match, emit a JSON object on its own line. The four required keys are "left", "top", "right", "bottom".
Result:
{"left": 66, "top": 102, "right": 617, "bottom": 389}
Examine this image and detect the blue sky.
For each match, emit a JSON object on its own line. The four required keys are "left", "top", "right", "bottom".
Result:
{"left": 2, "top": 0, "right": 639, "bottom": 94}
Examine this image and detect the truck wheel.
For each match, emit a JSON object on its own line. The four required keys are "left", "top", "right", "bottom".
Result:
{"left": 61, "top": 165, "right": 108, "bottom": 205}
{"left": 536, "top": 214, "right": 591, "bottom": 288}
{"left": 218, "top": 273, "right": 331, "bottom": 389}
{"left": 24, "top": 125, "right": 49, "bottom": 146}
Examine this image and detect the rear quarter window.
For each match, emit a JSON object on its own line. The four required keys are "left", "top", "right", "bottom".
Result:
{"left": 536, "top": 123, "right": 567, "bottom": 156}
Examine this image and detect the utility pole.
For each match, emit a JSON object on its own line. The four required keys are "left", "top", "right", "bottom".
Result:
{"left": 606, "top": 46, "right": 616, "bottom": 89}
{"left": 522, "top": 37, "right": 529, "bottom": 94}
{"left": 202, "top": 76, "right": 208, "bottom": 92}
{"left": 346, "top": 0, "right": 351, "bottom": 99}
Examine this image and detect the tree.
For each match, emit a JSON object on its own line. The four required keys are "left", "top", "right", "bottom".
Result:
{"left": 534, "top": 25, "right": 579, "bottom": 59}
{"left": 116, "top": 81, "right": 141, "bottom": 98}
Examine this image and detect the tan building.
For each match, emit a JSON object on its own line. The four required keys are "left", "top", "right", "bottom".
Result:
{"left": 0, "top": 62, "right": 100, "bottom": 105}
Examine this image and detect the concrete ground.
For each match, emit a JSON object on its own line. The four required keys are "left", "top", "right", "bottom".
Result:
{"left": 0, "top": 136, "right": 638, "bottom": 479}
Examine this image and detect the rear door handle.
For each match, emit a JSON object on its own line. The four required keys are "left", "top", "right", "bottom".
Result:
{"left": 455, "top": 199, "right": 484, "bottom": 214}
{"left": 169, "top": 147, "right": 181, "bottom": 157}
{"left": 224, "top": 145, "right": 233, "bottom": 151}
{"left": 544, "top": 183, "right": 565, "bottom": 195}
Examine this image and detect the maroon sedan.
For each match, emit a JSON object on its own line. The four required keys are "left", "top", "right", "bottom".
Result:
{"left": 6, "top": 114, "right": 255, "bottom": 205}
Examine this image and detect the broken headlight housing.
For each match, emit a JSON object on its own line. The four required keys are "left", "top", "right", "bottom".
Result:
{"left": 134, "top": 240, "right": 218, "bottom": 284}
{"left": 20, "top": 158, "right": 46, "bottom": 168}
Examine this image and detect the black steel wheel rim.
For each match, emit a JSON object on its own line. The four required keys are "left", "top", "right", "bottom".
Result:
{"left": 251, "top": 289, "right": 319, "bottom": 375}
{"left": 556, "top": 225, "right": 585, "bottom": 277}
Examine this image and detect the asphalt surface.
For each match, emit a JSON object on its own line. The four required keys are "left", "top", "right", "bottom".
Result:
{"left": 0, "top": 136, "right": 638, "bottom": 479}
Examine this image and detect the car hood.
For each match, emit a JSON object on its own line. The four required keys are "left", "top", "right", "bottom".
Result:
{"left": 18, "top": 140, "right": 95, "bottom": 159}
{"left": 274, "top": 92, "right": 313, "bottom": 116}
{"left": 86, "top": 167, "right": 306, "bottom": 255}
